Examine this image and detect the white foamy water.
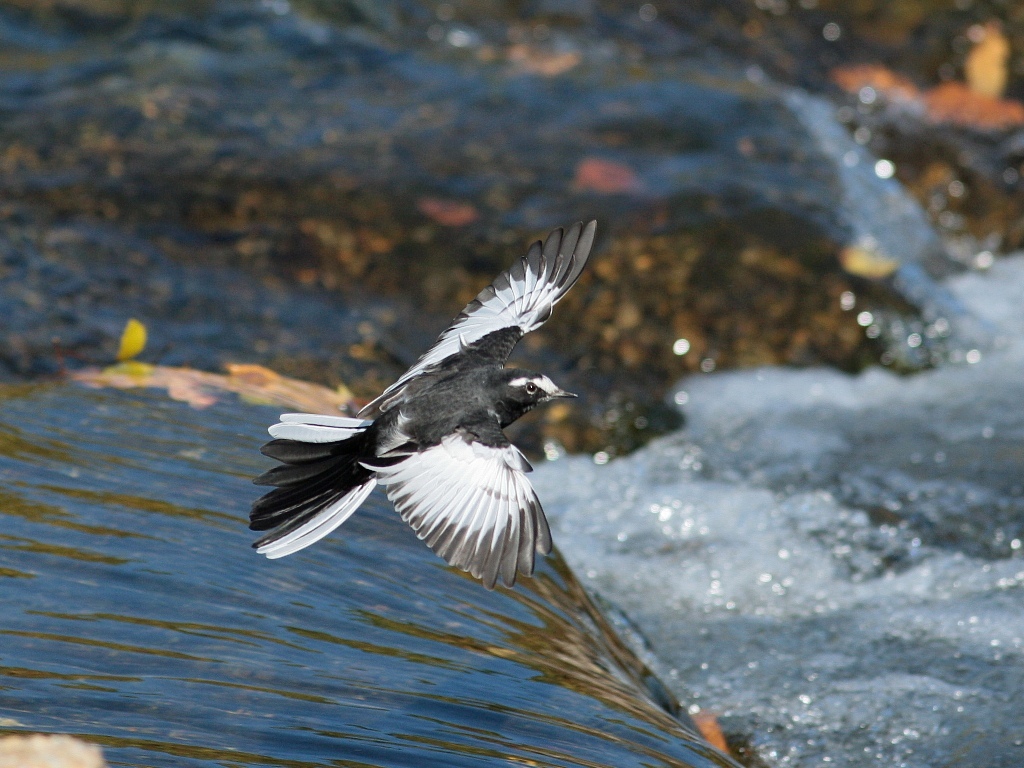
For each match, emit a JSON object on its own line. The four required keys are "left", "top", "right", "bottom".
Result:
{"left": 534, "top": 256, "right": 1024, "bottom": 767}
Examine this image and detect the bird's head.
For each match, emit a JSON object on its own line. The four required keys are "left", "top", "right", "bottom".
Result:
{"left": 496, "top": 371, "right": 575, "bottom": 425}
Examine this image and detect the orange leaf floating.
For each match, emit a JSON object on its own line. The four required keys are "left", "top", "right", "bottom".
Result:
{"left": 692, "top": 711, "right": 730, "bottom": 754}
{"left": 416, "top": 197, "right": 479, "bottom": 227}
{"left": 572, "top": 157, "right": 642, "bottom": 194}
{"left": 72, "top": 363, "right": 356, "bottom": 415}
{"left": 922, "top": 82, "right": 1024, "bottom": 131}
{"left": 831, "top": 64, "right": 1024, "bottom": 131}
{"left": 831, "top": 64, "right": 919, "bottom": 103}
{"left": 506, "top": 44, "right": 581, "bottom": 77}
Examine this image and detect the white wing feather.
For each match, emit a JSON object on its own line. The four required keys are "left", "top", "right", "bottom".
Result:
{"left": 365, "top": 435, "right": 550, "bottom": 589}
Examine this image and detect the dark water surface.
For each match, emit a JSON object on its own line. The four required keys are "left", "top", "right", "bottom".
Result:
{"left": 0, "top": 382, "right": 734, "bottom": 768}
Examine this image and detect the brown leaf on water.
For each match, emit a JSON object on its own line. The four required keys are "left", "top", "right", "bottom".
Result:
{"left": 692, "top": 711, "right": 730, "bottom": 754}
{"left": 831, "top": 64, "right": 1024, "bottom": 131}
{"left": 572, "top": 157, "right": 642, "bottom": 194}
{"left": 72, "top": 363, "right": 356, "bottom": 415}
{"left": 416, "top": 197, "right": 479, "bottom": 227}
{"left": 922, "top": 82, "right": 1024, "bottom": 131}
{"left": 831, "top": 64, "right": 920, "bottom": 102}
{"left": 506, "top": 44, "right": 581, "bottom": 77}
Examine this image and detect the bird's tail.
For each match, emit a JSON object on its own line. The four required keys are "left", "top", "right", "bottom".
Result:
{"left": 250, "top": 414, "right": 377, "bottom": 559}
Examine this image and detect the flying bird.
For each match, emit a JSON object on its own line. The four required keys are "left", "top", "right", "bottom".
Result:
{"left": 250, "top": 220, "right": 597, "bottom": 589}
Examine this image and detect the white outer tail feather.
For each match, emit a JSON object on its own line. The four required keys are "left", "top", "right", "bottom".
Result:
{"left": 257, "top": 413, "right": 376, "bottom": 559}
{"left": 268, "top": 413, "right": 371, "bottom": 443}
{"left": 257, "top": 479, "right": 377, "bottom": 559}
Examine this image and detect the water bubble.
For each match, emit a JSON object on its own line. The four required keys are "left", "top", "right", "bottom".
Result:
{"left": 858, "top": 86, "right": 877, "bottom": 105}
{"left": 639, "top": 3, "right": 657, "bottom": 21}
{"left": 974, "top": 251, "right": 994, "bottom": 269}
{"left": 672, "top": 338, "right": 691, "bottom": 355}
{"left": 823, "top": 22, "right": 841, "bottom": 41}
{"left": 700, "top": 358, "right": 716, "bottom": 373}
{"left": 447, "top": 28, "right": 474, "bottom": 47}
{"left": 543, "top": 440, "right": 564, "bottom": 461}
{"left": 948, "top": 180, "right": 966, "bottom": 198}
{"left": 966, "top": 349, "right": 982, "bottom": 364}
{"left": 593, "top": 451, "right": 610, "bottom": 465}
{"left": 856, "top": 311, "right": 874, "bottom": 327}
{"left": 907, "top": 333, "right": 922, "bottom": 348}
{"left": 673, "top": 391, "right": 690, "bottom": 406}
{"left": 874, "top": 159, "right": 895, "bottom": 179}
{"left": 840, "top": 291, "right": 856, "bottom": 310}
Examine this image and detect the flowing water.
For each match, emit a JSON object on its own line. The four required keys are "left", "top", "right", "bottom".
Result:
{"left": 0, "top": 383, "right": 734, "bottom": 768}
{"left": 2, "top": 2, "right": 1022, "bottom": 765}
{"left": 535, "top": 256, "right": 1024, "bottom": 767}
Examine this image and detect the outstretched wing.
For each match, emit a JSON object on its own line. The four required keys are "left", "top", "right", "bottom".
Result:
{"left": 359, "top": 220, "right": 596, "bottom": 417}
{"left": 363, "top": 433, "right": 552, "bottom": 589}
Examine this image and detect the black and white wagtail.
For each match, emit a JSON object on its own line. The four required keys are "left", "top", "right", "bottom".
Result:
{"left": 250, "top": 221, "right": 597, "bottom": 589}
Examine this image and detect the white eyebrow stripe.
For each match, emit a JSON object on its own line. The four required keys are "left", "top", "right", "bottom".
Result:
{"left": 535, "top": 376, "right": 559, "bottom": 395}
{"left": 508, "top": 375, "right": 559, "bottom": 394}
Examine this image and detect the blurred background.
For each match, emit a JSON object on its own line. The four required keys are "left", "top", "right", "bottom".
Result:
{"left": 2, "top": 2, "right": 1024, "bottom": 767}
{"left": 3, "top": 0, "right": 1022, "bottom": 456}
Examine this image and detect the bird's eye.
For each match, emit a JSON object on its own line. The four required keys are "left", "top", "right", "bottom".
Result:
{"left": 525, "top": 382, "right": 538, "bottom": 395}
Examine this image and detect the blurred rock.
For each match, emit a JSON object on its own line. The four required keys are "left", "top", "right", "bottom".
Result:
{"left": 0, "top": 0, "right": 1012, "bottom": 454}
{"left": 0, "top": 734, "right": 106, "bottom": 768}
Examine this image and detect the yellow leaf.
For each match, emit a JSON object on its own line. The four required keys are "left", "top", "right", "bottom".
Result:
{"left": 117, "top": 318, "right": 148, "bottom": 362}
{"left": 839, "top": 245, "right": 899, "bottom": 279}
{"left": 966, "top": 22, "right": 1009, "bottom": 99}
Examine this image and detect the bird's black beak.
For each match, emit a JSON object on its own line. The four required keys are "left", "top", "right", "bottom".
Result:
{"left": 550, "top": 388, "right": 577, "bottom": 399}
